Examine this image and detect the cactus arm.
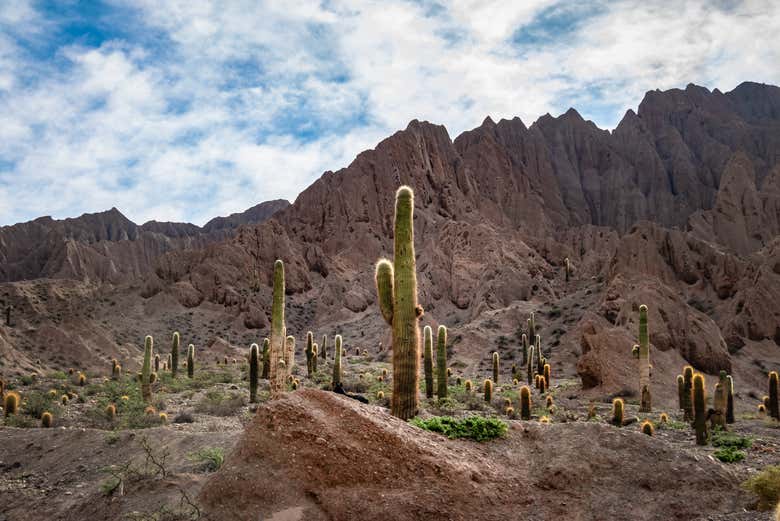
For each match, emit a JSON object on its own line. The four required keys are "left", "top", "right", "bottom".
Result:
{"left": 375, "top": 259, "right": 394, "bottom": 326}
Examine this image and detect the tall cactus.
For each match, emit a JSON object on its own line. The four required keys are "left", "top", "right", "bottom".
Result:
{"left": 321, "top": 335, "right": 327, "bottom": 359}
{"left": 520, "top": 385, "right": 532, "bottom": 420}
{"left": 436, "top": 325, "right": 447, "bottom": 399}
{"left": 374, "top": 186, "right": 423, "bottom": 420}
{"left": 713, "top": 380, "right": 727, "bottom": 429}
{"left": 312, "top": 344, "right": 318, "bottom": 373}
{"left": 638, "top": 304, "right": 651, "bottom": 412}
{"left": 332, "top": 334, "right": 343, "bottom": 388}
{"left": 564, "top": 257, "right": 571, "bottom": 283}
{"left": 693, "top": 373, "right": 708, "bottom": 445}
{"left": 423, "top": 326, "right": 434, "bottom": 399}
{"left": 535, "top": 335, "right": 544, "bottom": 375}
{"left": 677, "top": 375, "right": 685, "bottom": 411}
{"left": 141, "top": 335, "right": 153, "bottom": 403}
{"left": 528, "top": 312, "right": 536, "bottom": 342}
{"left": 527, "top": 344, "right": 535, "bottom": 385}
{"left": 492, "top": 351, "right": 500, "bottom": 384}
{"left": 249, "top": 343, "right": 259, "bottom": 403}
{"left": 261, "top": 338, "right": 270, "bottom": 379}
{"left": 521, "top": 333, "right": 528, "bottom": 365}
{"left": 171, "top": 331, "right": 180, "bottom": 378}
{"left": 483, "top": 379, "right": 493, "bottom": 402}
{"left": 726, "top": 375, "right": 735, "bottom": 424}
{"left": 187, "top": 344, "right": 195, "bottom": 378}
{"left": 268, "top": 260, "right": 288, "bottom": 397}
{"left": 305, "top": 332, "right": 314, "bottom": 378}
{"left": 769, "top": 371, "right": 779, "bottom": 420}
{"left": 683, "top": 366, "right": 694, "bottom": 420}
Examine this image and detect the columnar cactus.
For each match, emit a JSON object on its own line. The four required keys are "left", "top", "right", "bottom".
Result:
{"left": 527, "top": 344, "right": 535, "bottom": 385}
{"left": 332, "top": 334, "right": 342, "bottom": 388}
{"left": 261, "top": 338, "right": 270, "bottom": 379}
{"left": 41, "top": 411, "right": 53, "bottom": 428}
{"left": 436, "top": 325, "right": 448, "bottom": 399}
{"left": 483, "top": 379, "right": 493, "bottom": 402}
{"left": 640, "top": 420, "right": 654, "bottom": 436}
{"left": 528, "top": 313, "right": 536, "bottom": 342}
{"left": 492, "top": 351, "right": 499, "bottom": 384}
{"left": 106, "top": 403, "right": 116, "bottom": 420}
{"left": 4, "top": 391, "right": 20, "bottom": 416}
{"left": 112, "top": 360, "right": 122, "bottom": 380}
{"left": 141, "top": 335, "right": 153, "bottom": 403}
{"left": 638, "top": 304, "right": 651, "bottom": 412}
{"left": 187, "top": 344, "right": 195, "bottom": 378}
{"left": 520, "top": 385, "right": 532, "bottom": 420}
{"left": 465, "top": 379, "right": 473, "bottom": 392}
{"left": 321, "top": 335, "right": 327, "bottom": 360}
{"left": 312, "top": 344, "right": 318, "bottom": 372}
{"left": 78, "top": 372, "right": 86, "bottom": 386}
{"left": 693, "top": 373, "right": 708, "bottom": 445}
{"left": 521, "top": 333, "right": 528, "bottom": 365}
{"left": 769, "top": 371, "right": 779, "bottom": 420}
{"left": 683, "top": 366, "right": 694, "bottom": 421}
{"left": 423, "top": 326, "right": 434, "bottom": 399}
{"left": 305, "top": 332, "right": 315, "bottom": 378}
{"left": 153, "top": 355, "right": 160, "bottom": 373}
{"left": 268, "top": 260, "right": 289, "bottom": 397}
{"left": 611, "top": 398, "right": 624, "bottom": 426}
{"left": 726, "top": 375, "right": 735, "bottom": 424}
{"left": 374, "top": 186, "right": 423, "bottom": 420}
{"left": 171, "top": 332, "right": 180, "bottom": 378}
{"left": 284, "top": 335, "right": 296, "bottom": 378}
{"left": 565, "top": 257, "right": 571, "bottom": 283}
{"left": 713, "top": 382, "right": 727, "bottom": 429}
{"left": 543, "top": 363, "right": 551, "bottom": 389}
{"left": 677, "top": 375, "right": 685, "bottom": 411}
{"left": 249, "top": 343, "right": 260, "bottom": 403}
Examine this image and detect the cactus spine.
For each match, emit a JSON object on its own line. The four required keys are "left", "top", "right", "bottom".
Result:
{"left": 187, "top": 344, "right": 195, "bottom": 378}
{"left": 436, "top": 325, "right": 447, "bottom": 399}
{"left": 683, "top": 366, "right": 694, "bottom": 421}
{"left": 374, "top": 186, "right": 422, "bottom": 420}
{"left": 261, "top": 338, "right": 270, "bottom": 379}
{"left": 423, "top": 326, "right": 434, "bottom": 399}
{"left": 249, "top": 343, "right": 259, "bottom": 403}
{"left": 332, "top": 335, "right": 342, "bottom": 388}
{"left": 268, "top": 260, "right": 288, "bottom": 397}
{"left": 305, "top": 332, "right": 315, "bottom": 378}
{"left": 726, "top": 375, "right": 735, "bottom": 424}
{"left": 483, "top": 379, "right": 493, "bottom": 402}
{"left": 492, "top": 351, "right": 499, "bottom": 384}
{"left": 141, "top": 335, "right": 153, "bottom": 403}
{"left": 638, "top": 304, "right": 651, "bottom": 412}
{"left": 769, "top": 371, "right": 779, "bottom": 420}
{"left": 611, "top": 398, "right": 624, "bottom": 426}
{"left": 520, "top": 385, "right": 531, "bottom": 420}
{"left": 693, "top": 373, "right": 708, "bottom": 445}
{"left": 171, "top": 331, "right": 180, "bottom": 378}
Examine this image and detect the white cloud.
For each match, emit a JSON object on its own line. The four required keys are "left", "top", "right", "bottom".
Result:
{"left": 1, "top": 0, "right": 779, "bottom": 226}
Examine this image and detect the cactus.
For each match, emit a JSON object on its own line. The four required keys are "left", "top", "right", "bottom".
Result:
{"left": 521, "top": 333, "right": 528, "bottom": 366}
{"left": 106, "top": 403, "right": 116, "bottom": 420}
{"left": 374, "top": 186, "right": 423, "bottom": 420}
{"left": 611, "top": 398, "right": 624, "bottom": 426}
{"left": 543, "top": 363, "right": 551, "bottom": 389}
{"left": 41, "top": 411, "right": 53, "bottom": 428}
{"left": 638, "top": 304, "right": 651, "bottom": 412}
{"left": 312, "top": 344, "right": 318, "bottom": 372}
{"left": 631, "top": 345, "right": 639, "bottom": 359}
{"left": 539, "top": 375, "right": 547, "bottom": 394}
{"left": 159, "top": 412, "right": 168, "bottom": 423}
{"left": 112, "top": 362, "right": 122, "bottom": 380}
{"left": 712, "top": 382, "right": 727, "bottom": 429}
{"left": 187, "top": 344, "right": 195, "bottom": 378}
{"left": 546, "top": 395, "right": 554, "bottom": 409}
{"left": 321, "top": 335, "right": 327, "bottom": 359}
{"left": 332, "top": 334, "right": 343, "bottom": 388}
{"left": 144, "top": 406, "right": 156, "bottom": 416}
{"left": 769, "top": 371, "right": 779, "bottom": 420}
{"left": 261, "top": 338, "right": 270, "bottom": 379}
{"left": 464, "top": 379, "right": 473, "bottom": 392}
{"left": 141, "top": 335, "right": 153, "bottom": 403}
{"left": 377, "top": 391, "right": 385, "bottom": 400}
{"left": 528, "top": 312, "right": 536, "bottom": 342}
{"left": 268, "top": 260, "right": 289, "bottom": 397}
{"left": 726, "top": 375, "right": 735, "bottom": 424}
{"left": 492, "top": 351, "right": 499, "bottom": 384}
{"left": 78, "top": 373, "right": 86, "bottom": 386}
{"left": 483, "top": 379, "right": 493, "bottom": 402}
{"left": 520, "top": 385, "right": 532, "bottom": 420}
{"left": 677, "top": 375, "right": 685, "bottom": 411}
{"left": 693, "top": 373, "right": 708, "bottom": 445}
{"left": 4, "top": 391, "right": 20, "bottom": 416}
{"left": 154, "top": 354, "right": 160, "bottom": 373}
{"left": 437, "top": 326, "right": 448, "bottom": 399}
{"left": 61, "top": 395, "right": 68, "bottom": 405}
{"left": 505, "top": 406, "right": 515, "bottom": 417}
{"left": 535, "top": 335, "right": 544, "bottom": 375}
{"left": 305, "top": 332, "right": 315, "bottom": 378}
{"left": 511, "top": 363, "right": 518, "bottom": 380}
{"left": 423, "top": 326, "right": 434, "bottom": 399}
{"left": 683, "top": 366, "right": 694, "bottom": 421}
{"left": 758, "top": 404, "right": 766, "bottom": 415}
{"left": 171, "top": 331, "right": 180, "bottom": 378}
{"left": 248, "top": 343, "right": 259, "bottom": 403}
{"left": 660, "top": 413, "right": 669, "bottom": 423}
{"left": 640, "top": 420, "right": 654, "bottom": 436}
{"left": 527, "top": 344, "right": 535, "bottom": 385}
{"left": 564, "top": 257, "right": 571, "bottom": 282}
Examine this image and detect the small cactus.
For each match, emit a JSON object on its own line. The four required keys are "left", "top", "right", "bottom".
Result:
{"left": 159, "top": 412, "right": 168, "bottom": 423}
{"left": 660, "top": 413, "right": 669, "bottom": 423}
{"left": 61, "top": 395, "right": 69, "bottom": 405}
{"left": 437, "top": 326, "right": 448, "bottom": 399}
{"left": 106, "top": 403, "right": 116, "bottom": 419}
{"left": 291, "top": 380, "right": 298, "bottom": 390}
{"left": 611, "top": 398, "right": 624, "bottom": 426}
{"left": 483, "top": 379, "right": 493, "bottom": 402}
{"left": 758, "top": 404, "right": 767, "bottom": 415}
{"left": 187, "top": 344, "right": 195, "bottom": 378}
{"left": 587, "top": 403, "right": 596, "bottom": 420}
{"left": 564, "top": 257, "right": 571, "bottom": 282}
{"left": 640, "top": 420, "right": 654, "bottom": 436}
{"left": 492, "top": 351, "right": 500, "bottom": 384}
{"left": 78, "top": 373, "right": 86, "bottom": 386}
{"left": 154, "top": 354, "right": 160, "bottom": 373}
{"left": 48, "top": 389, "right": 57, "bottom": 398}
{"left": 171, "top": 331, "right": 180, "bottom": 378}
{"left": 144, "top": 406, "right": 156, "bottom": 416}
{"left": 520, "top": 386, "right": 532, "bottom": 420}
{"left": 423, "top": 326, "right": 434, "bottom": 399}
{"left": 332, "top": 335, "right": 343, "bottom": 388}
{"left": 539, "top": 375, "right": 548, "bottom": 394}
{"left": 521, "top": 333, "right": 528, "bottom": 366}
{"left": 377, "top": 391, "right": 385, "bottom": 400}
{"left": 543, "top": 363, "right": 551, "bottom": 389}
{"left": 713, "top": 372, "right": 728, "bottom": 428}
{"left": 693, "top": 373, "right": 708, "bottom": 445}
{"left": 768, "top": 371, "right": 779, "bottom": 420}
{"left": 464, "top": 379, "right": 473, "bottom": 392}
{"left": 546, "top": 395, "right": 554, "bottom": 409}
{"left": 249, "top": 343, "right": 260, "bottom": 403}
{"left": 4, "top": 391, "right": 20, "bottom": 416}
{"left": 506, "top": 406, "right": 515, "bottom": 417}
{"left": 41, "top": 411, "right": 53, "bottom": 428}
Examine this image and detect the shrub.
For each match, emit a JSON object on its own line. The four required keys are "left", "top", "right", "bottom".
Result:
{"left": 410, "top": 415, "right": 507, "bottom": 442}
{"left": 711, "top": 430, "right": 752, "bottom": 450}
{"left": 714, "top": 447, "right": 746, "bottom": 463}
{"left": 188, "top": 447, "right": 225, "bottom": 472}
{"left": 742, "top": 466, "right": 780, "bottom": 510}
{"left": 195, "top": 390, "right": 245, "bottom": 417}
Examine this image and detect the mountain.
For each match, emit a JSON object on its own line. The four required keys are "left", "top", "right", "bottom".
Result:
{"left": 1, "top": 81, "right": 778, "bottom": 404}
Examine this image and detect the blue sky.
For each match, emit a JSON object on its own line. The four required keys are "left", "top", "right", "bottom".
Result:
{"left": 1, "top": 0, "right": 779, "bottom": 226}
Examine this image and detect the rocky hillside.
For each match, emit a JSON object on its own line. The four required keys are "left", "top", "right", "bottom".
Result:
{"left": 1, "top": 82, "right": 779, "bottom": 404}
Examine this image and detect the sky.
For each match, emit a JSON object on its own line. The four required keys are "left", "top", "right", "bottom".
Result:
{"left": 1, "top": 0, "right": 779, "bottom": 226}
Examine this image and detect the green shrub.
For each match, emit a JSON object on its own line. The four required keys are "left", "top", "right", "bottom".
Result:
{"left": 195, "top": 390, "right": 245, "bottom": 417}
{"left": 714, "top": 446, "right": 745, "bottom": 463}
{"left": 410, "top": 415, "right": 507, "bottom": 441}
{"left": 188, "top": 447, "right": 225, "bottom": 472}
{"left": 22, "top": 390, "right": 61, "bottom": 419}
{"left": 742, "top": 465, "right": 780, "bottom": 510}
{"left": 711, "top": 430, "right": 752, "bottom": 449}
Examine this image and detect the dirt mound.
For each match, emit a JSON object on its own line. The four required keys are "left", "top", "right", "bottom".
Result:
{"left": 200, "top": 389, "right": 750, "bottom": 521}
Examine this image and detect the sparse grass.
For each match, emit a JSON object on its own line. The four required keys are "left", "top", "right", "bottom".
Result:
{"left": 742, "top": 465, "right": 780, "bottom": 510}
{"left": 410, "top": 415, "right": 507, "bottom": 441}
{"left": 188, "top": 447, "right": 225, "bottom": 472}
{"left": 22, "top": 389, "right": 62, "bottom": 419}
{"left": 658, "top": 419, "right": 688, "bottom": 431}
{"left": 195, "top": 389, "right": 245, "bottom": 417}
